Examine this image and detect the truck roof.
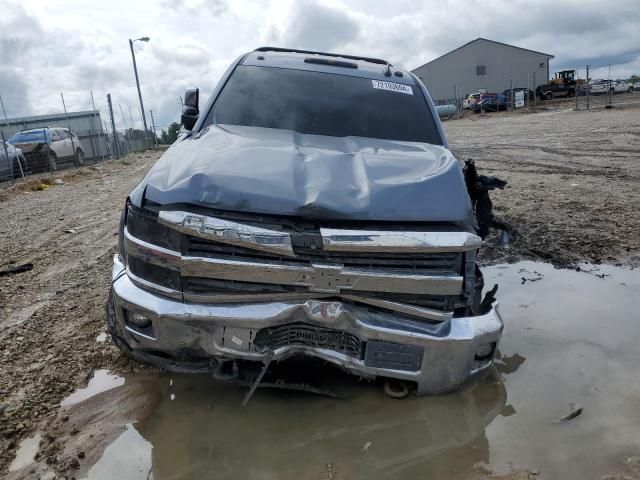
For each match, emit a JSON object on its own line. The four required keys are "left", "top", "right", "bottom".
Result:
{"left": 242, "top": 47, "right": 415, "bottom": 85}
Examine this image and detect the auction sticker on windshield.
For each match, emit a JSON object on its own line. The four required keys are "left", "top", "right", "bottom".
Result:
{"left": 372, "top": 80, "right": 413, "bottom": 95}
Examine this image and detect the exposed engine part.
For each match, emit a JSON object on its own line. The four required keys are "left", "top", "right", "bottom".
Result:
{"left": 383, "top": 379, "right": 412, "bottom": 399}
{"left": 211, "top": 359, "right": 240, "bottom": 383}
{"left": 257, "top": 380, "right": 340, "bottom": 399}
{"left": 464, "top": 159, "right": 516, "bottom": 239}
{"left": 242, "top": 348, "right": 274, "bottom": 406}
{"left": 480, "top": 284, "right": 499, "bottom": 315}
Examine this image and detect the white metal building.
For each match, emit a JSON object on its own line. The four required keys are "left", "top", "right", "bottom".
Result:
{"left": 412, "top": 38, "right": 554, "bottom": 102}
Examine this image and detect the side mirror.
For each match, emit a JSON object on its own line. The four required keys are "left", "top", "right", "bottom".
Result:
{"left": 181, "top": 88, "right": 199, "bottom": 131}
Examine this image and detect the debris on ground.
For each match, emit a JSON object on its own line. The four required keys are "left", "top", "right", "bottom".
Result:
{"left": 0, "top": 263, "right": 34, "bottom": 276}
{"left": 554, "top": 402, "right": 583, "bottom": 423}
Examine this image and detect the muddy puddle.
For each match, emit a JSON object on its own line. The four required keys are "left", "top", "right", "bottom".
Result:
{"left": 60, "top": 370, "right": 125, "bottom": 407}
{"left": 53, "top": 262, "right": 640, "bottom": 479}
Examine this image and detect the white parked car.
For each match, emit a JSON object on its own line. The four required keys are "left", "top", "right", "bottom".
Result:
{"left": 8, "top": 126, "right": 85, "bottom": 172}
{"left": 612, "top": 80, "right": 634, "bottom": 93}
{"left": 589, "top": 80, "right": 634, "bottom": 95}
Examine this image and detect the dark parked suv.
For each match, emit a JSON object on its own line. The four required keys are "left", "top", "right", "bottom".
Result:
{"left": 108, "top": 47, "right": 504, "bottom": 397}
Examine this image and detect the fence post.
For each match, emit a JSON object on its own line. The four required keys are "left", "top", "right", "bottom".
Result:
{"left": 533, "top": 71, "right": 537, "bottom": 109}
{"left": 150, "top": 109, "right": 158, "bottom": 149}
{"left": 527, "top": 73, "right": 531, "bottom": 112}
{"left": 107, "top": 94, "right": 120, "bottom": 159}
{"left": 1, "top": 128, "right": 24, "bottom": 180}
{"left": 91, "top": 91, "right": 108, "bottom": 160}
{"left": 586, "top": 65, "right": 590, "bottom": 110}
{"left": 0, "top": 93, "right": 9, "bottom": 127}
{"left": 60, "top": 93, "right": 78, "bottom": 169}
{"left": 510, "top": 80, "right": 514, "bottom": 112}
{"left": 575, "top": 67, "right": 579, "bottom": 110}
{"left": 119, "top": 104, "right": 132, "bottom": 155}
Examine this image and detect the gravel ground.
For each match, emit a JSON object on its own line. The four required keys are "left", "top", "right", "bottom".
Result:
{"left": 1, "top": 96, "right": 639, "bottom": 478}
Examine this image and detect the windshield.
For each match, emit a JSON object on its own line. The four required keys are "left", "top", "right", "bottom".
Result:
{"left": 205, "top": 65, "right": 442, "bottom": 144}
{"left": 9, "top": 130, "right": 49, "bottom": 144}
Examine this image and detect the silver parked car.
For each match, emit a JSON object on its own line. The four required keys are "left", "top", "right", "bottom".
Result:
{"left": 9, "top": 126, "right": 84, "bottom": 172}
{"left": 108, "top": 47, "right": 505, "bottom": 398}
{"left": 0, "top": 140, "right": 26, "bottom": 180}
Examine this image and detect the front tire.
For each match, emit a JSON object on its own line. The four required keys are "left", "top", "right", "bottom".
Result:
{"left": 544, "top": 92, "right": 554, "bottom": 100}
{"left": 75, "top": 148, "right": 84, "bottom": 167}
{"left": 628, "top": 87, "right": 634, "bottom": 94}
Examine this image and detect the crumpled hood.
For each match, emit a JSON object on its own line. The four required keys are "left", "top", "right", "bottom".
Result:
{"left": 131, "top": 125, "right": 474, "bottom": 226}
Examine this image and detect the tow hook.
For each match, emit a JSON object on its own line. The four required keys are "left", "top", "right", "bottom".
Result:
{"left": 383, "top": 379, "right": 411, "bottom": 399}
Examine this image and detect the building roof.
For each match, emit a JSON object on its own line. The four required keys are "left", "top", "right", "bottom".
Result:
{"left": 2, "top": 110, "right": 100, "bottom": 125}
{"left": 412, "top": 37, "right": 554, "bottom": 71}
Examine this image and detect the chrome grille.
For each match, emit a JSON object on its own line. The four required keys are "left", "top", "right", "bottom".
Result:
{"left": 254, "top": 323, "right": 363, "bottom": 358}
{"left": 124, "top": 209, "right": 480, "bottom": 317}
{"left": 185, "top": 236, "right": 462, "bottom": 273}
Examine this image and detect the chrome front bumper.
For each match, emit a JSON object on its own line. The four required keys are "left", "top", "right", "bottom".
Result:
{"left": 111, "top": 254, "right": 503, "bottom": 395}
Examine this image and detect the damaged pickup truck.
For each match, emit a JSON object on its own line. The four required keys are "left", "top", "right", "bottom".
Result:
{"left": 108, "top": 47, "right": 504, "bottom": 398}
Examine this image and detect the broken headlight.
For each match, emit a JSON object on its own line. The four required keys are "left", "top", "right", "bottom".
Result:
{"left": 126, "top": 204, "right": 182, "bottom": 251}
{"left": 128, "top": 256, "right": 181, "bottom": 291}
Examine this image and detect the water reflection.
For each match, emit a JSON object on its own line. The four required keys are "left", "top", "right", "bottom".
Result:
{"left": 81, "top": 261, "right": 640, "bottom": 480}
{"left": 121, "top": 367, "right": 507, "bottom": 480}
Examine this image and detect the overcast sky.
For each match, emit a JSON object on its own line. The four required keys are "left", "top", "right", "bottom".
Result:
{"left": 1, "top": 0, "right": 639, "bottom": 132}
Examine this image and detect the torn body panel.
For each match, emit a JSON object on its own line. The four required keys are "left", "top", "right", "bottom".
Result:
{"left": 110, "top": 254, "right": 503, "bottom": 395}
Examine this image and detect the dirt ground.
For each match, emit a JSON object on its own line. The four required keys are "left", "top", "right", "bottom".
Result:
{"left": 0, "top": 97, "right": 639, "bottom": 478}
{"left": 446, "top": 96, "right": 640, "bottom": 268}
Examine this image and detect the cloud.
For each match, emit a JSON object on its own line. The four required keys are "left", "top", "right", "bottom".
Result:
{"left": 276, "top": 0, "right": 360, "bottom": 51}
{"left": 0, "top": 69, "right": 30, "bottom": 118}
{"left": 1, "top": 0, "right": 639, "bottom": 131}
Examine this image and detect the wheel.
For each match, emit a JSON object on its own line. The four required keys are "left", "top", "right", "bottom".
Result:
{"left": 48, "top": 151, "right": 57, "bottom": 171}
{"left": 567, "top": 89, "right": 575, "bottom": 98}
{"left": 544, "top": 92, "right": 554, "bottom": 100}
{"left": 628, "top": 87, "right": 634, "bottom": 94}
{"left": 75, "top": 148, "right": 84, "bottom": 167}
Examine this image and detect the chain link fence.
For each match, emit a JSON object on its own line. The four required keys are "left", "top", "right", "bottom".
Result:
{"left": 432, "top": 65, "right": 639, "bottom": 121}
{"left": 0, "top": 92, "right": 157, "bottom": 183}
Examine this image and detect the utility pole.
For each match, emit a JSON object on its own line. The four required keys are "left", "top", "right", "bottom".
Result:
{"left": 107, "top": 94, "right": 120, "bottom": 159}
{"left": 129, "top": 37, "right": 151, "bottom": 149}
{"left": 150, "top": 109, "right": 158, "bottom": 148}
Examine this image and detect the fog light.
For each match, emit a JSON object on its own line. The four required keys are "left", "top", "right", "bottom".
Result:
{"left": 475, "top": 342, "right": 495, "bottom": 359}
{"left": 128, "top": 312, "right": 151, "bottom": 328}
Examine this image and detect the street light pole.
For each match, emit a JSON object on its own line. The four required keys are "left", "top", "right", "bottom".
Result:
{"left": 129, "top": 36, "right": 150, "bottom": 149}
